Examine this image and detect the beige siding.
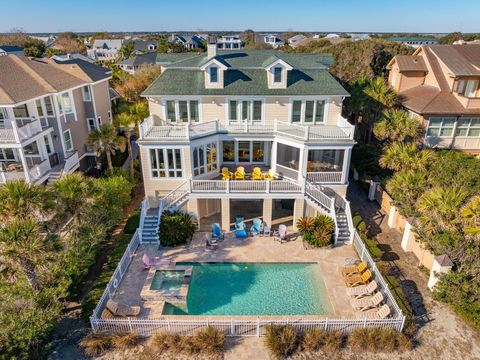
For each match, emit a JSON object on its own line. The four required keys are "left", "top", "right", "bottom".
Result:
{"left": 92, "top": 80, "right": 112, "bottom": 125}
{"left": 65, "top": 88, "right": 90, "bottom": 158}
{"left": 202, "top": 97, "right": 226, "bottom": 120}
{"left": 148, "top": 99, "right": 164, "bottom": 123}
{"left": 265, "top": 97, "right": 289, "bottom": 122}
{"left": 326, "top": 96, "right": 342, "bottom": 125}
{"left": 397, "top": 71, "right": 425, "bottom": 92}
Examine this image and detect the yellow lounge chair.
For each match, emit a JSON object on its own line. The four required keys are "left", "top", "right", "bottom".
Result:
{"left": 234, "top": 166, "right": 245, "bottom": 180}
{"left": 222, "top": 167, "right": 233, "bottom": 180}
{"left": 263, "top": 169, "right": 275, "bottom": 180}
{"left": 344, "top": 269, "right": 372, "bottom": 288}
{"left": 341, "top": 261, "right": 368, "bottom": 277}
{"left": 252, "top": 167, "right": 264, "bottom": 180}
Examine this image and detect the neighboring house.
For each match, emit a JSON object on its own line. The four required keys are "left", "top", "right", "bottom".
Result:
{"left": 30, "top": 35, "right": 57, "bottom": 47}
{"left": 216, "top": 35, "right": 242, "bottom": 50}
{"left": 117, "top": 52, "right": 157, "bottom": 74}
{"left": 348, "top": 33, "right": 371, "bottom": 41}
{"left": 137, "top": 45, "right": 355, "bottom": 242}
{"left": 387, "top": 44, "right": 480, "bottom": 154}
{"left": 52, "top": 53, "right": 95, "bottom": 64}
{"left": 133, "top": 40, "right": 158, "bottom": 53}
{"left": 0, "top": 55, "right": 113, "bottom": 185}
{"left": 387, "top": 37, "right": 439, "bottom": 48}
{"left": 87, "top": 39, "right": 124, "bottom": 61}
{"left": 0, "top": 45, "right": 24, "bottom": 57}
{"left": 288, "top": 34, "right": 307, "bottom": 48}
{"left": 168, "top": 34, "right": 203, "bottom": 50}
{"left": 262, "top": 34, "right": 284, "bottom": 48}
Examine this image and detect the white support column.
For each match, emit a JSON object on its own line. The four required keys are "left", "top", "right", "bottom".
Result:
{"left": 293, "top": 198, "right": 305, "bottom": 231}
{"left": 18, "top": 148, "right": 31, "bottom": 183}
{"left": 270, "top": 141, "right": 277, "bottom": 171}
{"left": 401, "top": 220, "right": 413, "bottom": 252}
{"left": 341, "top": 148, "right": 352, "bottom": 184}
{"left": 263, "top": 199, "right": 273, "bottom": 228}
{"left": 387, "top": 205, "right": 397, "bottom": 228}
{"left": 187, "top": 198, "right": 200, "bottom": 229}
{"left": 368, "top": 180, "right": 380, "bottom": 201}
{"left": 221, "top": 198, "right": 230, "bottom": 232}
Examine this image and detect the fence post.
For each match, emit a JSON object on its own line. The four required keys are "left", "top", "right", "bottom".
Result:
{"left": 167, "top": 318, "right": 171, "bottom": 331}
{"left": 256, "top": 318, "right": 260, "bottom": 337}
{"left": 324, "top": 318, "right": 328, "bottom": 331}
{"left": 231, "top": 319, "right": 235, "bottom": 336}
{"left": 128, "top": 317, "right": 133, "bottom": 333}
{"left": 363, "top": 317, "right": 367, "bottom": 328}
{"left": 400, "top": 315, "right": 406, "bottom": 332}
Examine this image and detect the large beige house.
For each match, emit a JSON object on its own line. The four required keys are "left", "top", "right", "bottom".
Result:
{"left": 0, "top": 55, "right": 112, "bottom": 185}
{"left": 137, "top": 46, "right": 355, "bottom": 243}
{"left": 387, "top": 44, "right": 480, "bottom": 154}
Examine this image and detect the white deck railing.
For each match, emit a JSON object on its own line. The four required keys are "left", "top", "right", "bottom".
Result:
{"left": 306, "top": 172, "right": 342, "bottom": 183}
{"left": 17, "top": 119, "right": 43, "bottom": 141}
{"left": 29, "top": 159, "right": 51, "bottom": 180}
{"left": 139, "top": 117, "right": 354, "bottom": 142}
{"left": 63, "top": 151, "right": 79, "bottom": 173}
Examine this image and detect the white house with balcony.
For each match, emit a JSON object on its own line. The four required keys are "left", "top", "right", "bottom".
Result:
{"left": 216, "top": 35, "right": 243, "bottom": 50}
{"left": 137, "top": 46, "right": 355, "bottom": 243}
{"left": 0, "top": 55, "right": 113, "bottom": 185}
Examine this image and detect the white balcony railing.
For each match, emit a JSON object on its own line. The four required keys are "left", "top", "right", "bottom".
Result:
{"left": 29, "top": 159, "right": 51, "bottom": 180}
{"left": 17, "top": 119, "right": 43, "bottom": 141}
{"left": 306, "top": 171, "right": 343, "bottom": 183}
{"left": 138, "top": 116, "right": 355, "bottom": 142}
{"left": 63, "top": 151, "right": 79, "bottom": 173}
{"left": 189, "top": 179, "right": 303, "bottom": 194}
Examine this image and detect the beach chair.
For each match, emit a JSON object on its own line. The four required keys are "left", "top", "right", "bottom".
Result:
{"left": 357, "top": 304, "right": 391, "bottom": 319}
{"left": 346, "top": 280, "right": 378, "bottom": 299}
{"left": 250, "top": 218, "right": 262, "bottom": 236}
{"left": 273, "top": 224, "right": 288, "bottom": 243}
{"left": 222, "top": 167, "right": 233, "bottom": 180}
{"left": 252, "top": 167, "right": 264, "bottom": 180}
{"left": 350, "top": 291, "right": 384, "bottom": 311}
{"left": 343, "top": 269, "right": 372, "bottom": 287}
{"left": 263, "top": 169, "right": 275, "bottom": 180}
{"left": 235, "top": 218, "right": 247, "bottom": 238}
{"left": 234, "top": 166, "right": 245, "bottom": 180}
{"left": 341, "top": 261, "right": 368, "bottom": 277}
{"left": 142, "top": 254, "right": 170, "bottom": 269}
{"left": 211, "top": 223, "right": 225, "bottom": 241}
{"left": 106, "top": 299, "right": 140, "bottom": 317}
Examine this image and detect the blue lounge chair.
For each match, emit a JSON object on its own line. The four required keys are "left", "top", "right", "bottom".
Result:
{"left": 211, "top": 223, "right": 225, "bottom": 241}
{"left": 250, "top": 218, "right": 262, "bottom": 236}
{"left": 235, "top": 219, "right": 247, "bottom": 238}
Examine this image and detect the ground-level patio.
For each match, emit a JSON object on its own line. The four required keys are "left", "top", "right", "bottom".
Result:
{"left": 112, "top": 229, "right": 359, "bottom": 319}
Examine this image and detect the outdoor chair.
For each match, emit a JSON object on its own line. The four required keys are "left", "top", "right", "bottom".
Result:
{"left": 211, "top": 223, "right": 225, "bottom": 241}
{"left": 341, "top": 261, "right": 368, "bottom": 277}
{"left": 343, "top": 269, "right": 372, "bottom": 287}
{"left": 252, "top": 167, "right": 264, "bottom": 180}
{"left": 262, "top": 222, "right": 271, "bottom": 237}
{"left": 106, "top": 299, "right": 141, "bottom": 317}
{"left": 346, "top": 280, "right": 378, "bottom": 299}
{"left": 205, "top": 238, "right": 218, "bottom": 250}
{"left": 222, "top": 167, "right": 233, "bottom": 180}
{"left": 101, "top": 308, "right": 115, "bottom": 319}
{"left": 273, "top": 224, "right": 288, "bottom": 243}
{"left": 234, "top": 166, "right": 245, "bottom": 180}
{"left": 263, "top": 169, "right": 275, "bottom": 181}
{"left": 350, "top": 291, "right": 384, "bottom": 311}
{"left": 250, "top": 218, "right": 262, "bottom": 236}
{"left": 357, "top": 304, "right": 391, "bottom": 320}
{"left": 235, "top": 218, "right": 247, "bottom": 238}
{"left": 142, "top": 254, "right": 171, "bottom": 269}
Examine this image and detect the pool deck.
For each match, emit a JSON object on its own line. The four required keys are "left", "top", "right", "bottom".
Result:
{"left": 112, "top": 230, "right": 359, "bottom": 319}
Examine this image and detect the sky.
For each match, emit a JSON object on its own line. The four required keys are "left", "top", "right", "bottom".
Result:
{"left": 1, "top": 0, "right": 479, "bottom": 34}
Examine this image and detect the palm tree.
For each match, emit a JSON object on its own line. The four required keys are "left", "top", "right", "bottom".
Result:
{"left": 380, "top": 143, "right": 435, "bottom": 172}
{"left": 88, "top": 124, "right": 126, "bottom": 173}
{"left": 386, "top": 170, "right": 428, "bottom": 217}
{"left": 114, "top": 102, "right": 148, "bottom": 178}
{"left": 0, "top": 180, "right": 52, "bottom": 220}
{"left": 0, "top": 217, "right": 45, "bottom": 290}
{"left": 374, "top": 109, "right": 424, "bottom": 143}
{"left": 345, "top": 77, "right": 369, "bottom": 126}
{"left": 461, "top": 195, "right": 480, "bottom": 236}
{"left": 51, "top": 173, "right": 92, "bottom": 221}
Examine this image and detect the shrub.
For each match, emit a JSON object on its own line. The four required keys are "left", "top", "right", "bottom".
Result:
{"left": 264, "top": 325, "right": 298, "bottom": 359}
{"left": 149, "top": 331, "right": 172, "bottom": 353}
{"left": 158, "top": 210, "right": 197, "bottom": 247}
{"left": 80, "top": 333, "right": 112, "bottom": 357}
{"left": 111, "top": 332, "right": 139, "bottom": 349}
{"left": 123, "top": 210, "right": 140, "bottom": 234}
{"left": 301, "top": 214, "right": 335, "bottom": 248}
{"left": 296, "top": 217, "right": 315, "bottom": 234}
{"left": 349, "top": 327, "right": 411, "bottom": 353}
{"left": 301, "top": 329, "right": 343, "bottom": 353}
{"left": 193, "top": 326, "right": 225, "bottom": 355}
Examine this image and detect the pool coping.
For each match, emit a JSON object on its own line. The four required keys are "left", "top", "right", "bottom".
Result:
{"left": 140, "top": 265, "right": 192, "bottom": 304}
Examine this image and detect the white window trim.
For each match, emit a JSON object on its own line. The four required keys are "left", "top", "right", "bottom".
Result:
{"left": 0, "top": 148, "right": 17, "bottom": 161}
{"left": 208, "top": 66, "right": 219, "bottom": 84}
{"left": 97, "top": 116, "right": 102, "bottom": 128}
{"left": 63, "top": 129, "right": 74, "bottom": 151}
{"left": 86, "top": 118, "right": 97, "bottom": 132}
{"left": 221, "top": 140, "right": 268, "bottom": 164}
{"left": 192, "top": 141, "right": 218, "bottom": 176}
{"left": 226, "top": 98, "right": 265, "bottom": 122}
{"left": 82, "top": 86, "right": 92, "bottom": 102}
{"left": 163, "top": 98, "right": 202, "bottom": 123}
{"left": 426, "top": 117, "right": 456, "bottom": 138}
{"left": 148, "top": 147, "right": 185, "bottom": 180}
{"left": 273, "top": 66, "right": 283, "bottom": 83}
{"left": 464, "top": 79, "right": 479, "bottom": 98}
{"left": 455, "top": 117, "right": 480, "bottom": 137}
{"left": 289, "top": 97, "right": 328, "bottom": 124}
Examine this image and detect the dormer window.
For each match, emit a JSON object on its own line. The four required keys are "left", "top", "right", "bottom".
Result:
{"left": 273, "top": 67, "right": 283, "bottom": 83}
{"left": 209, "top": 66, "right": 218, "bottom": 83}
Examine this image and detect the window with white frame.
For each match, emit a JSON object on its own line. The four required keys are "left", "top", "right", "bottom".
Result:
{"left": 63, "top": 129, "right": 73, "bottom": 151}
{"left": 13, "top": 104, "right": 29, "bottom": 118}
{"left": 0, "top": 108, "right": 7, "bottom": 126}
{"left": 456, "top": 118, "right": 480, "bottom": 137}
{"left": 228, "top": 100, "right": 262, "bottom": 121}
{"left": 464, "top": 80, "right": 479, "bottom": 98}
{"left": 221, "top": 140, "right": 267, "bottom": 163}
{"left": 107, "top": 111, "right": 112, "bottom": 121}
{"left": 0, "top": 148, "right": 15, "bottom": 161}
{"left": 44, "top": 97, "right": 54, "bottom": 116}
{"left": 87, "top": 118, "right": 96, "bottom": 132}
{"left": 209, "top": 66, "right": 218, "bottom": 83}
{"left": 57, "top": 92, "right": 73, "bottom": 114}
{"left": 291, "top": 100, "right": 325, "bottom": 123}
{"left": 97, "top": 116, "right": 102, "bottom": 127}
{"left": 149, "top": 148, "right": 183, "bottom": 178}
{"left": 193, "top": 142, "right": 217, "bottom": 176}
{"left": 273, "top": 66, "right": 282, "bottom": 83}
{"left": 35, "top": 99, "right": 44, "bottom": 117}
{"left": 82, "top": 86, "right": 92, "bottom": 101}
{"left": 427, "top": 117, "right": 455, "bottom": 137}
{"left": 165, "top": 100, "right": 199, "bottom": 123}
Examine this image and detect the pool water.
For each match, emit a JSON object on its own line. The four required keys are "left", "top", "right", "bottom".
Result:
{"left": 162, "top": 262, "right": 333, "bottom": 316}
{"left": 151, "top": 270, "right": 184, "bottom": 292}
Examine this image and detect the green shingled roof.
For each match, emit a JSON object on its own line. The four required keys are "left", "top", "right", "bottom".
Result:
{"left": 155, "top": 53, "right": 202, "bottom": 64}
{"left": 144, "top": 50, "right": 346, "bottom": 97}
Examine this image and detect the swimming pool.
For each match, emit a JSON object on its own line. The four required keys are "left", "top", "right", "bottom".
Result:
{"left": 162, "top": 262, "right": 333, "bottom": 316}
{"left": 150, "top": 270, "right": 184, "bottom": 292}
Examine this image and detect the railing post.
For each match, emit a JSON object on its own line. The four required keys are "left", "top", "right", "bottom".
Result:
{"left": 188, "top": 178, "right": 192, "bottom": 193}
{"left": 324, "top": 318, "right": 328, "bottom": 331}
{"left": 266, "top": 180, "right": 270, "bottom": 193}
{"left": 128, "top": 317, "right": 133, "bottom": 332}
{"left": 185, "top": 124, "right": 190, "bottom": 139}
{"left": 256, "top": 318, "right": 260, "bottom": 337}
{"left": 231, "top": 319, "right": 235, "bottom": 336}
{"left": 226, "top": 179, "right": 230, "bottom": 193}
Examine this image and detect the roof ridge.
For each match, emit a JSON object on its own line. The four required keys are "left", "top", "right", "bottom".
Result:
{"left": 423, "top": 46, "right": 450, "bottom": 92}
{"left": 10, "top": 55, "right": 58, "bottom": 93}
{"left": 50, "top": 60, "right": 92, "bottom": 83}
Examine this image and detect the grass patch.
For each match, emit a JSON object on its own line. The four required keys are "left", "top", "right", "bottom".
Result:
{"left": 264, "top": 325, "right": 298, "bottom": 359}
{"left": 349, "top": 327, "right": 411, "bottom": 352}
{"left": 123, "top": 209, "right": 140, "bottom": 234}
{"left": 82, "top": 233, "right": 133, "bottom": 317}
{"left": 364, "top": 238, "right": 384, "bottom": 259}
{"left": 301, "top": 329, "right": 343, "bottom": 354}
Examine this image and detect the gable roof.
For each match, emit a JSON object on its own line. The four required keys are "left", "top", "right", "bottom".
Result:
{"left": 0, "top": 45, "right": 23, "bottom": 53}
{"left": 428, "top": 44, "right": 480, "bottom": 76}
{"left": 390, "top": 55, "right": 427, "bottom": 72}
{"left": 92, "top": 39, "right": 123, "bottom": 50}
{"left": 118, "top": 52, "right": 157, "bottom": 67}
{"left": 133, "top": 40, "right": 158, "bottom": 52}
{"left": 0, "top": 55, "right": 111, "bottom": 105}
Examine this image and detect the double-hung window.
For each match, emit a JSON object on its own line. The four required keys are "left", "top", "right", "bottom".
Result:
{"left": 427, "top": 117, "right": 455, "bottom": 137}
{"left": 0, "top": 107, "right": 8, "bottom": 127}
{"left": 464, "top": 80, "right": 479, "bottom": 98}
{"left": 273, "top": 67, "right": 282, "bottom": 83}
{"left": 57, "top": 92, "right": 73, "bottom": 114}
{"left": 13, "top": 104, "right": 29, "bottom": 118}
{"left": 63, "top": 129, "right": 73, "bottom": 151}
{"left": 82, "top": 86, "right": 92, "bottom": 101}
{"left": 87, "top": 118, "right": 97, "bottom": 132}
{"left": 291, "top": 100, "right": 325, "bottom": 124}
{"left": 165, "top": 100, "right": 199, "bottom": 123}
{"left": 149, "top": 148, "right": 183, "bottom": 178}
{"left": 228, "top": 100, "right": 263, "bottom": 121}
{"left": 456, "top": 118, "right": 480, "bottom": 137}
{"left": 193, "top": 142, "right": 217, "bottom": 176}
{"left": 44, "top": 97, "right": 54, "bottom": 116}
{"left": 209, "top": 66, "right": 218, "bottom": 83}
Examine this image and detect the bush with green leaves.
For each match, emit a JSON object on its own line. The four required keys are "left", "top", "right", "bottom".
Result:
{"left": 301, "top": 328, "right": 343, "bottom": 354}
{"left": 264, "top": 325, "right": 298, "bottom": 359}
{"left": 349, "top": 327, "right": 411, "bottom": 352}
{"left": 297, "top": 214, "right": 335, "bottom": 247}
{"left": 158, "top": 210, "right": 197, "bottom": 247}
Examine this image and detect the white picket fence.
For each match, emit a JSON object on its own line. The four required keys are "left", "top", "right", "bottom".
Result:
{"left": 90, "top": 228, "right": 406, "bottom": 337}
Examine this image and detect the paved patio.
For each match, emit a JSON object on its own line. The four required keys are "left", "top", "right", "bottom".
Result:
{"left": 112, "top": 230, "right": 360, "bottom": 319}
